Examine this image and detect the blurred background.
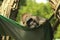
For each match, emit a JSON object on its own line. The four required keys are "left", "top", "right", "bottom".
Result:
{"left": 0, "top": 0, "right": 60, "bottom": 39}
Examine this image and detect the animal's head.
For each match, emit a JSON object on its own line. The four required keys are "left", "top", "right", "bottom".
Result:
{"left": 21, "top": 13, "right": 39, "bottom": 29}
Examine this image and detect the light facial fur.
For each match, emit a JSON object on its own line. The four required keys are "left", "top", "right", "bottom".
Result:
{"left": 21, "top": 13, "right": 46, "bottom": 29}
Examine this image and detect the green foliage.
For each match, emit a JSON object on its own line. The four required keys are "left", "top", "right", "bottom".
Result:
{"left": 16, "top": 0, "right": 53, "bottom": 23}
{"left": 54, "top": 24, "right": 60, "bottom": 39}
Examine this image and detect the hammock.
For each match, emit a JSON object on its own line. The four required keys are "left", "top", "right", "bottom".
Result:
{"left": 0, "top": 15, "right": 53, "bottom": 40}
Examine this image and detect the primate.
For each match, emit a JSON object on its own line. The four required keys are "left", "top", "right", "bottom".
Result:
{"left": 21, "top": 13, "right": 46, "bottom": 29}
{"left": 20, "top": 13, "right": 53, "bottom": 40}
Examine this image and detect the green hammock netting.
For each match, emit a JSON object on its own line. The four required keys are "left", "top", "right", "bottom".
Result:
{"left": 0, "top": 15, "right": 53, "bottom": 40}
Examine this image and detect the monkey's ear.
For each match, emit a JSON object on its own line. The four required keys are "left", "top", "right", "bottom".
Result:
{"left": 22, "top": 21, "right": 27, "bottom": 27}
{"left": 23, "top": 21, "right": 25, "bottom": 24}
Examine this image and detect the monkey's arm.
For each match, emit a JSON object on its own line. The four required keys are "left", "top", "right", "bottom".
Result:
{"left": 38, "top": 17, "right": 47, "bottom": 26}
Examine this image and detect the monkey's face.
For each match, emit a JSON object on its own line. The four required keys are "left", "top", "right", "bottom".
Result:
{"left": 26, "top": 18, "right": 39, "bottom": 29}
{"left": 21, "top": 13, "right": 39, "bottom": 29}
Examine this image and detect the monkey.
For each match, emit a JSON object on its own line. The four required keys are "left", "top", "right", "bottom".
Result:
{"left": 20, "top": 13, "right": 47, "bottom": 29}
{"left": 20, "top": 13, "right": 53, "bottom": 40}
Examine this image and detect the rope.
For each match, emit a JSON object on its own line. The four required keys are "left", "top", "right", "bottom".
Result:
{"left": 48, "top": 1, "right": 60, "bottom": 32}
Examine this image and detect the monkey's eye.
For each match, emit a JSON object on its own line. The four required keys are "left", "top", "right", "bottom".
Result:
{"left": 27, "top": 18, "right": 33, "bottom": 23}
{"left": 26, "top": 18, "right": 33, "bottom": 25}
